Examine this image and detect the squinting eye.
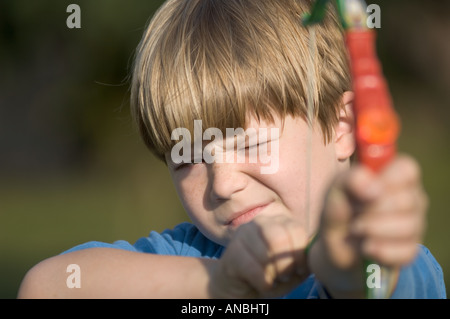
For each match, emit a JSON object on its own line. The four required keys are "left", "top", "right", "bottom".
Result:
{"left": 174, "top": 160, "right": 205, "bottom": 171}
{"left": 245, "top": 141, "right": 268, "bottom": 150}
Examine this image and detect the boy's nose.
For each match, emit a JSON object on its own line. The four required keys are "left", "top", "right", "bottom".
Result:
{"left": 208, "top": 162, "right": 248, "bottom": 201}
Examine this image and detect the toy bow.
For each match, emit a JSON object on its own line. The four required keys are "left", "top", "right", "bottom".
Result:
{"left": 303, "top": 0, "right": 400, "bottom": 298}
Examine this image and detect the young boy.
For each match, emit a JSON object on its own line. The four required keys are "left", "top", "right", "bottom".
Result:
{"left": 18, "top": 0, "right": 445, "bottom": 298}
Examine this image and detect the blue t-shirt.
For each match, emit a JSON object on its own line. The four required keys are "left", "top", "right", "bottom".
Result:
{"left": 63, "top": 222, "right": 446, "bottom": 299}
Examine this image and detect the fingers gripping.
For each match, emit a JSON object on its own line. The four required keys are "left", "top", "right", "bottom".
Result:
{"left": 248, "top": 216, "right": 309, "bottom": 289}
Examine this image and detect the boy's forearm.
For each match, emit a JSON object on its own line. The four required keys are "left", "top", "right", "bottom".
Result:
{"left": 18, "top": 248, "right": 217, "bottom": 299}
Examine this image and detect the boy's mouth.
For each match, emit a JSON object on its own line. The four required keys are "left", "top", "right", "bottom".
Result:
{"left": 226, "top": 203, "right": 271, "bottom": 228}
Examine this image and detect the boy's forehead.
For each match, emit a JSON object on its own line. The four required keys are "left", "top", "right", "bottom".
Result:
{"left": 245, "top": 113, "right": 279, "bottom": 128}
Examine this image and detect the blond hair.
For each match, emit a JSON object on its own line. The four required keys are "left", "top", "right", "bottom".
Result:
{"left": 130, "top": 0, "right": 351, "bottom": 160}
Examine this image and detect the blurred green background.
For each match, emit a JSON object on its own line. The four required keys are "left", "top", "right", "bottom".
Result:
{"left": 0, "top": 0, "right": 448, "bottom": 298}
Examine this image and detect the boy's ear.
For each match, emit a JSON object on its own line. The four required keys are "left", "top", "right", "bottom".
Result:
{"left": 334, "top": 91, "right": 356, "bottom": 161}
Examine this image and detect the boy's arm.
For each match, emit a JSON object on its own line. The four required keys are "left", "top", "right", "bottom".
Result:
{"left": 18, "top": 215, "right": 311, "bottom": 299}
{"left": 18, "top": 248, "right": 216, "bottom": 298}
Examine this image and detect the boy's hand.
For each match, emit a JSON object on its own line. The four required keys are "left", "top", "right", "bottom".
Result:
{"left": 309, "top": 155, "right": 428, "bottom": 298}
{"left": 210, "top": 215, "right": 310, "bottom": 298}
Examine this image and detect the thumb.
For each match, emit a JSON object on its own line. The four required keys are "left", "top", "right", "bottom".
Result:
{"left": 319, "top": 166, "right": 380, "bottom": 269}
{"left": 322, "top": 185, "right": 353, "bottom": 232}
{"left": 319, "top": 184, "right": 357, "bottom": 269}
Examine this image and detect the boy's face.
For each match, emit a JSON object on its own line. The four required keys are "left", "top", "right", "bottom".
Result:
{"left": 166, "top": 105, "right": 354, "bottom": 246}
